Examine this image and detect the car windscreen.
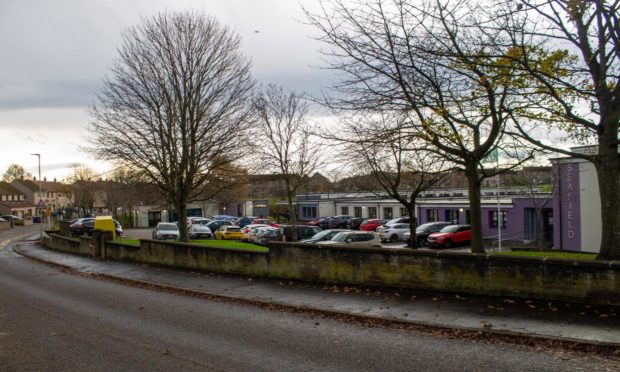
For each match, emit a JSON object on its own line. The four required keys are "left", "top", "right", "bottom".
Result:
{"left": 226, "top": 227, "right": 241, "bottom": 232}
{"left": 330, "top": 232, "right": 348, "bottom": 242}
{"left": 159, "top": 224, "right": 178, "bottom": 231}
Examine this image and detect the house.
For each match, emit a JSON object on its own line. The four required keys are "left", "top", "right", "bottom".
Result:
{"left": 11, "top": 178, "right": 72, "bottom": 216}
{"left": 0, "top": 181, "right": 35, "bottom": 217}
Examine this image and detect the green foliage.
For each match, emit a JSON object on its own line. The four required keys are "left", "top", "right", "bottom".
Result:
{"left": 492, "top": 250, "right": 596, "bottom": 260}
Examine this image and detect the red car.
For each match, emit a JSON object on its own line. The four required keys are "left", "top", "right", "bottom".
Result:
{"left": 426, "top": 224, "right": 472, "bottom": 248}
{"left": 359, "top": 219, "right": 388, "bottom": 232}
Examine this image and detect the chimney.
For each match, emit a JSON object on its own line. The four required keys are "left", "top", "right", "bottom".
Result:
{"left": 44, "top": 177, "right": 47, "bottom": 182}
{"left": 53, "top": 177, "right": 57, "bottom": 182}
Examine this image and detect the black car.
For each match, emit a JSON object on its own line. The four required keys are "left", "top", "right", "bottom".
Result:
{"left": 346, "top": 217, "right": 365, "bottom": 230}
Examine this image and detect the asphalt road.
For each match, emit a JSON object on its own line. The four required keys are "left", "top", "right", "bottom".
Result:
{"left": 0, "top": 226, "right": 615, "bottom": 371}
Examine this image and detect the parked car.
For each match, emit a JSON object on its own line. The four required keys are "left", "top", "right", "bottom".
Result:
{"left": 70, "top": 217, "right": 96, "bottom": 236}
{"left": 254, "top": 228, "right": 280, "bottom": 246}
{"left": 188, "top": 224, "right": 212, "bottom": 239}
{"left": 76, "top": 218, "right": 123, "bottom": 237}
{"left": 376, "top": 217, "right": 411, "bottom": 233}
{"left": 346, "top": 217, "right": 365, "bottom": 230}
{"left": 236, "top": 216, "right": 258, "bottom": 228}
{"left": 328, "top": 215, "right": 353, "bottom": 229}
{"left": 317, "top": 231, "right": 382, "bottom": 248}
{"left": 278, "top": 225, "right": 322, "bottom": 241}
{"left": 248, "top": 226, "right": 277, "bottom": 243}
{"left": 378, "top": 223, "right": 410, "bottom": 243}
{"left": 0, "top": 217, "right": 7, "bottom": 222}
{"left": 214, "top": 225, "right": 244, "bottom": 240}
{"left": 241, "top": 224, "right": 269, "bottom": 241}
{"left": 1, "top": 215, "right": 24, "bottom": 225}
{"left": 403, "top": 221, "right": 453, "bottom": 246}
{"left": 251, "top": 218, "right": 279, "bottom": 227}
{"left": 152, "top": 222, "right": 180, "bottom": 240}
{"left": 205, "top": 220, "right": 234, "bottom": 233}
{"left": 188, "top": 217, "right": 212, "bottom": 226}
{"left": 299, "top": 229, "right": 349, "bottom": 244}
{"left": 359, "top": 219, "right": 388, "bottom": 232}
{"left": 427, "top": 224, "right": 472, "bottom": 248}
{"left": 211, "top": 214, "right": 238, "bottom": 221}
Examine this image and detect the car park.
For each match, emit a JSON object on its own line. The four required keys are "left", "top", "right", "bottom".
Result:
{"left": 70, "top": 217, "right": 96, "bottom": 236}
{"left": 205, "top": 220, "right": 234, "bottom": 233}
{"left": 346, "top": 217, "right": 365, "bottom": 230}
{"left": 251, "top": 218, "right": 279, "bottom": 227}
{"left": 240, "top": 224, "right": 270, "bottom": 241}
{"left": 328, "top": 215, "right": 353, "bottom": 229}
{"left": 376, "top": 217, "right": 411, "bottom": 233}
{"left": 317, "top": 231, "right": 382, "bottom": 248}
{"left": 403, "top": 221, "right": 453, "bottom": 246}
{"left": 278, "top": 225, "right": 322, "bottom": 241}
{"left": 359, "top": 219, "right": 387, "bottom": 232}
{"left": 74, "top": 218, "right": 123, "bottom": 237}
{"left": 427, "top": 224, "right": 472, "bottom": 248}
{"left": 211, "top": 214, "right": 238, "bottom": 221}
{"left": 214, "top": 225, "right": 244, "bottom": 240}
{"left": 236, "top": 216, "right": 258, "bottom": 228}
{"left": 254, "top": 228, "right": 280, "bottom": 246}
{"left": 188, "top": 217, "right": 212, "bottom": 225}
{"left": 152, "top": 222, "right": 180, "bottom": 240}
{"left": 248, "top": 226, "right": 277, "bottom": 243}
{"left": 188, "top": 224, "right": 212, "bottom": 239}
{"left": 299, "top": 229, "right": 349, "bottom": 244}
{"left": 378, "top": 223, "right": 410, "bottom": 242}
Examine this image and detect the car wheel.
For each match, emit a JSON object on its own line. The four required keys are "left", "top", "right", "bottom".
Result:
{"left": 389, "top": 234, "right": 398, "bottom": 243}
{"left": 443, "top": 239, "right": 453, "bottom": 248}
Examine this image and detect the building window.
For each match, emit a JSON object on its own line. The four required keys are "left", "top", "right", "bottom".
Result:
{"left": 1, "top": 195, "right": 5, "bottom": 201}
{"left": 383, "top": 207, "right": 393, "bottom": 219}
{"left": 489, "top": 210, "right": 507, "bottom": 228}
{"left": 426, "top": 209, "right": 439, "bottom": 222}
{"left": 341, "top": 206, "right": 349, "bottom": 215}
{"left": 445, "top": 209, "right": 459, "bottom": 223}
{"left": 302, "top": 206, "right": 317, "bottom": 219}
{"left": 368, "top": 207, "right": 377, "bottom": 219}
{"left": 354, "top": 207, "right": 362, "bottom": 218}
{"left": 400, "top": 207, "right": 408, "bottom": 217}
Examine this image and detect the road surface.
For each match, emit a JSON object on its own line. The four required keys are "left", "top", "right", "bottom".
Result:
{"left": 0, "top": 226, "right": 614, "bottom": 371}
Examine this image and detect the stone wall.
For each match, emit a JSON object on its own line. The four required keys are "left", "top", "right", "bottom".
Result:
{"left": 44, "top": 233, "right": 620, "bottom": 305}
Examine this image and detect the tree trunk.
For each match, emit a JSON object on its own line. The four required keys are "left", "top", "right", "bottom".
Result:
{"left": 466, "top": 162, "right": 485, "bottom": 254}
{"left": 176, "top": 196, "right": 189, "bottom": 242}
{"left": 595, "top": 133, "right": 620, "bottom": 260}
{"left": 408, "top": 202, "right": 417, "bottom": 248}
{"left": 535, "top": 207, "right": 544, "bottom": 251}
{"left": 288, "top": 194, "right": 297, "bottom": 241}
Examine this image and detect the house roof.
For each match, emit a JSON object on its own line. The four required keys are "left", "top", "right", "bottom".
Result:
{"left": 0, "top": 182, "right": 23, "bottom": 195}
{"left": 14, "top": 179, "right": 69, "bottom": 193}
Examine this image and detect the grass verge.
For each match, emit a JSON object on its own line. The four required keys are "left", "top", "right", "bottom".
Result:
{"left": 492, "top": 250, "right": 596, "bottom": 260}
{"left": 113, "top": 237, "right": 267, "bottom": 252}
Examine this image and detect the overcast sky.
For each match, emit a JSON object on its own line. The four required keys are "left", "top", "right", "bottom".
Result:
{"left": 0, "top": 0, "right": 334, "bottom": 181}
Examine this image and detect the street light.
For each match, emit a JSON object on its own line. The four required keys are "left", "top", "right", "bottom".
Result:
{"left": 31, "top": 153, "right": 42, "bottom": 243}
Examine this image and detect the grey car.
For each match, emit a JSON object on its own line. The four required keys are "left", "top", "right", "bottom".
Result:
{"left": 152, "top": 222, "right": 180, "bottom": 240}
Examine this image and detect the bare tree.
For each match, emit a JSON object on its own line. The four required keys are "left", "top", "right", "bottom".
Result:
{"left": 67, "top": 166, "right": 100, "bottom": 218}
{"left": 252, "top": 85, "right": 322, "bottom": 241}
{"left": 496, "top": 0, "right": 620, "bottom": 259}
{"left": 335, "top": 113, "right": 449, "bottom": 246}
{"left": 306, "top": 0, "right": 537, "bottom": 253}
{"left": 89, "top": 12, "right": 255, "bottom": 241}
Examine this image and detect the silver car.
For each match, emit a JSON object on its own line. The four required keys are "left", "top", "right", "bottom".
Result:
{"left": 152, "top": 222, "right": 180, "bottom": 240}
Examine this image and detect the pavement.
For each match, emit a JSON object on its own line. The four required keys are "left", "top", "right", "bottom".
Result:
{"left": 10, "top": 232, "right": 620, "bottom": 350}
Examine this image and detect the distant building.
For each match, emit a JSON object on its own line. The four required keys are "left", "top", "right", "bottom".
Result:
{"left": 0, "top": 181, "right": 34, "bottom": 217}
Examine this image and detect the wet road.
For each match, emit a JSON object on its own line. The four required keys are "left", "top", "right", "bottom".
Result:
{"left": 0, "top": 227, "right": 615, "bottom": 371}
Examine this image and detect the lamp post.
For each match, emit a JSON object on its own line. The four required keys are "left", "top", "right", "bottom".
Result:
{"left": 31, "top": 153, "right": 42, "bottom": 243}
